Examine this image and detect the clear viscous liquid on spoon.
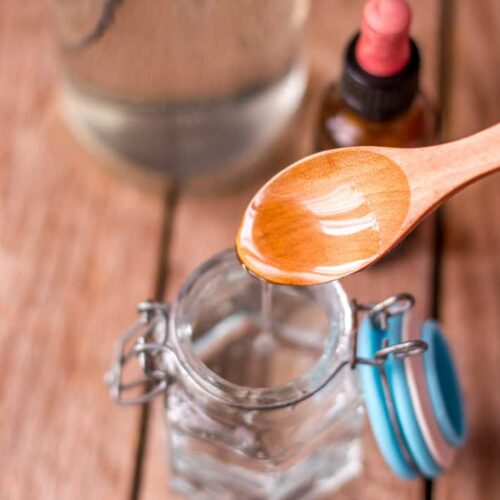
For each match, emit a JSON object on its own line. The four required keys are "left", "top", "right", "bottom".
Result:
{"left": 236, "top": 149, "right": 410, "bottom": 285}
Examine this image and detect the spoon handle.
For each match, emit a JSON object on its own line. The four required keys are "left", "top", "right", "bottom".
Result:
{"left": 398, "top": 123, "right": 500, "bottom": 207}
{"left": 439, "top": 123, "right": 500, "bottom": 184}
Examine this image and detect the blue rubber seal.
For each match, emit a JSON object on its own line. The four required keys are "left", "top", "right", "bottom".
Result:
{"left": 386, "top": 314, "right": 442, "bottom": 478}
{"left": 357, "top": 316, "right": 417, "bottom": 480}
{"left": 421, "top": 320, "right": 466, "bottom": 447}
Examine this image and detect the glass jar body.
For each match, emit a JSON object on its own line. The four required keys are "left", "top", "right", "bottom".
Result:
{"left": 165, "top": 250, "right": 364, "bottom": 498}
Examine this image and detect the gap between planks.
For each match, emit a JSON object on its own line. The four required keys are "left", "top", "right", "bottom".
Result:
{"left": 425, "top": 0, "right": 457, "bottom": 496}
{"left": 129, "top": 187, "right": 180, "bottom": 500}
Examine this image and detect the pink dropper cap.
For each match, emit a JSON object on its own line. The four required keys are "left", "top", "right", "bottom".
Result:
{"left": 355, "top": 0, "right": 412, "bottom": 77}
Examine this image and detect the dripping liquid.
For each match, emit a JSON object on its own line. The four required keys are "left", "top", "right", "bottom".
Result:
{"left": 195, "top": 279, "right": 327, "bottom": 388}
{"left": 253, "top": 281, "right": 277, "bottom": 351}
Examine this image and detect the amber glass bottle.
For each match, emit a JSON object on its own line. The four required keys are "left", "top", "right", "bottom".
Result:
{"left": 317, "top": 38, "right": 435, "bottom": 150}
{"left": 318, "top": 84, "right": 435, "bottom": 149}
{"left": 317, "top": 0, "right": 436, "bottom": 150}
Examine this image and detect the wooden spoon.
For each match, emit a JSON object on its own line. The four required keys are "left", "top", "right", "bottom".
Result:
{"left": 236, "top": 124, "right": 500, "bottom": 286}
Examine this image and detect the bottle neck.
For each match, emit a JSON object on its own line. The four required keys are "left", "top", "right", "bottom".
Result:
{"left": 340, "top": 33, "right": 420, "bottom": 122}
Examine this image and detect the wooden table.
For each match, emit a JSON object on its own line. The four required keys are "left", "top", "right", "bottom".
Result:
{"left": 1, "top": 1, "right": 498, "bottom": 499}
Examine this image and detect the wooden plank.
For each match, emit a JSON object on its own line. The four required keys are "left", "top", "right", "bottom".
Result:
{"left": 433, "top": 0, "right": 500, "bottom": 498}
{"left": 0, "top": 3, "right": 166, "bottom": 499}
{"left": 140, "top": 0, "right": 440, "bottom": 498}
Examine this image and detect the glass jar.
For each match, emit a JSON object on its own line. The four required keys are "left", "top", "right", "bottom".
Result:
{"left": 107, "top": 250, "right": 463, "bottom": 498}
{"left": 52, "top": 0, "right": 309, "bottom": 188}
{"left": 109, "top": 250, "right": 363, "bottom": 498}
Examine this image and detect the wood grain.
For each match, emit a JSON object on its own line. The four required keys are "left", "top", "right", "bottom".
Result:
{"left": 140, "top": 1, "right": 440, "bottom": 498}
{"left": 0, "top": 3, "right": 166, "bottom": 499}
{"left": 433, "top": 0, "right": 500, "bottom": 498}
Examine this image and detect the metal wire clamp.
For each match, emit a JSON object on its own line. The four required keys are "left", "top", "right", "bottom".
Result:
{"left": 105, "top": 294, "right": 427, "bottom": 410}
{"left": 105, "top": 301, "right": 173, "bottom": 405}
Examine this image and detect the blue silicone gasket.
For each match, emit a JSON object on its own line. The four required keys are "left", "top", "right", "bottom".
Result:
{"left": 357, "top": 316, "right": 417, "bottom": 480}
{"left": 421, "top": 320, "right": 466, "bottom": 447}
{"left": 386, "top": 314, "right": 442, "bottom": 478}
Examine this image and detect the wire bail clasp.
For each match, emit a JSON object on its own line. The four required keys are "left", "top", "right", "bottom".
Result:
{"left": 352, "top": 293, "right": 429, "bottom": 475}
{"left": 351, "top": 293, "right": 427, "bottom": 369}
{"left": 105, "top": 301, "right": 173, "bottom": 405}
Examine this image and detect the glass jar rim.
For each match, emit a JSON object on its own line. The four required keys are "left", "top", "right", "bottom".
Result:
{"left": 170, "top": 249, "right": 354, "bottom": 409}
